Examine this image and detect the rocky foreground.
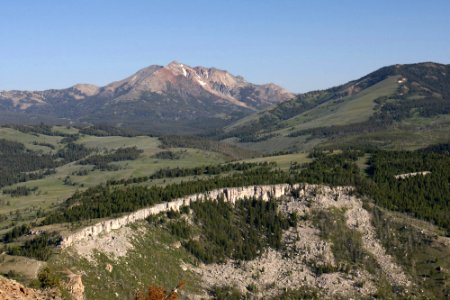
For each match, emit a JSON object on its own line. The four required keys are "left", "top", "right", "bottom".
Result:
{"left": 190, "top": 185, "right": 412, "bottom": 298}
{"left": 0, "top": 276, "right": 60, "bottom": 300}
{"left": 62, "top": 184, "right": 423, "bottom": 299}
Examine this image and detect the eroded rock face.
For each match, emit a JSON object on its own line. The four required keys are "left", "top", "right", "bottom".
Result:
{"left": 64, "top": 273, "right": 85, "bottom": 300}
{"left": 61, "top": 184, "right": 358, "bottom": 248}
{"left": 0, "top": 275, "right": 61, "bottom": 300}
{"left": 60, "top": 183, "right": 416, "bottom": 299}
{"left": 61, "top": 184, "right": 306, "bottom": 248}
{"left": 193, "top": 184, "right": 411, "bottom": 299}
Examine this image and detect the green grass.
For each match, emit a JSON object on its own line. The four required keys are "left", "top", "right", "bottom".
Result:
{"left": 355, "top": 154, "right": 370, "bottom": 177}
{"left": 49, "top": 222, "right": 202, "bottom": 299}
{"left": 319, "top": 123, "right": 450, "bottom": 151}
{"left": 311, "top": 208, "right": 378, "bottom": 270}
{"left": 281, "top": 76, "right": 400, "bottom": 132}
{"left": 240, "top": 152, "right": 311, "bottom": 170}
{"left": 225, "top": 77, "right": 401, "bottom": 154}
{"left": 0, "top": 132, "right": 228, "bottom": 232}
{"left": 51, "top": 126, "right": 80, "bottom": 135}
{"left": 226, "top": 76, "right": 400, "bottom": 138}
{"left": 224, "top": 109, "right": 263, "bottom": 132}
{"left": 226, "top": 75, "right": 400, "bottom": 138}
{"left": 400, "top": 113, "right": 450, "bottom": 129}
{"left": 268, "top": 113, "right": 450, "bottom": 152}
{"left": 230, "top": 134, "right": 323, "bottom": 154}
{"left": 369, "top": 205, "right": 450, "bottom": 299}
{"left": 76, "top": 135, "right": 160, "bottom": 152}
{"left": 309, "top": 207, "right": 402, "bottom": 298}
{"left": 0, "top": 127, "right": 62, "bottom": 153}
{"left": 0, "top": 254, "right": 45, "bottom": 283}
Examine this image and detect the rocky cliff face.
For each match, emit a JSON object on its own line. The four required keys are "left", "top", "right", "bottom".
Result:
{"left": 195, "top": 184, "right": 413, "bottom": 298}
{"left": 60, "top": 183, "right": 350, "bottom": 248}
{"left": 61, "top": 182, "right": 418, "bottom": 299}
{"left": 64, "top": 272, "right": 85, "bottom": 300}
{"left": 0, "top": 275, "right": 61, "bottom": 300}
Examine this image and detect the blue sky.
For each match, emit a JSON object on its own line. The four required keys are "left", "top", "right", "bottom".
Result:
{"left": 1, "top": 0, "right": 449, "bottom": 92}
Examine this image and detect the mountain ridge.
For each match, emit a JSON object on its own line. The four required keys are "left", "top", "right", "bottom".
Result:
{"left": 222, "top": 62, "right": 450, "bottom": 152}
{"left": 0, "top": 62, "right": 293, "bottom": 134}
{"left": 1, "top": 61, "right": 449, "bottom": 141}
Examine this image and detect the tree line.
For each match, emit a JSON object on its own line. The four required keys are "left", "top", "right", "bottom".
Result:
{"left": 107, "top": 162, "right": 276, "bottom": 185}
{"left": 79, "top": 147, "right": 143, "bottom": 170}
{"left": 0, "top": 139, "right": 56, "bottom": 188}
{"left": 42, "top": 165, "right": 289, "bottom": 224}
{"left": 40, "top": 144, "right": 450, "bottom": 234}
{"left": 155, "top": 197, "right": 297, "bottom": 264}
{"left": 6, "top": 143, "right": 449, "bottom": 260}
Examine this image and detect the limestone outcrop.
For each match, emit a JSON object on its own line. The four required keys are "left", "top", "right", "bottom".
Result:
{"left": 61, "top": 183, "right": 346, "bottom": 248}
{"left": 60, "top": 183, "right": 414, "bottom": 298}
{"left": 64, "top": 272, "right": 85, "bottom": 300}
{"left": 394, "top": 171, "right": 431, "bottom": 179}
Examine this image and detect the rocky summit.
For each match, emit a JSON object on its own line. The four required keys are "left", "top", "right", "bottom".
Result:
{"left": 0, "top": 62, "right": 293, "bottom": 134}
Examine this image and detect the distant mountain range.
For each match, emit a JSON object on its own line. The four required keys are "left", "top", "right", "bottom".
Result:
{"left": 0, "top": 61, "right": 293, "bottom": 134}
{"left": 1, "top": 61, "right": 449, "bottom": 150}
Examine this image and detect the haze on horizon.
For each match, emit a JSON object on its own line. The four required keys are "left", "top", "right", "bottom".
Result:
{"left": 1, "top": 0, "right": 449, "bottom": 93}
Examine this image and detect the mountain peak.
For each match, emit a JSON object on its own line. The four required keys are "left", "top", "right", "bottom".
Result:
{"left": 167, "top": 60, "right": 183, "bottom": 67}
{"left": 165, "top": 61, "right": 191, "bottom": 78}
{"left": 0, "top": 62, "right": 294, "bottom": 133}
{"left": 71, "top": 84, "right": 100, "bottom": 96}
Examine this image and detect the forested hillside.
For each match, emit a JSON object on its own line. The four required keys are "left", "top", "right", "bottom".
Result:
{"left": 0, "top": 139, "right": 56, "bottom": 188}
{"left": 37, "top": 144, "right": 450, "bottom": 233}
{"left": 223, "top": 63, "right": 450, "bottom": 152}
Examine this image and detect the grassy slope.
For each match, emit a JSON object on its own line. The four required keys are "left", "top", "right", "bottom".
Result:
{"left": 0, "top": 127, "right": 63, "bottom": 153}
{"left": 75, "top": 135, "right": 160, "bottom": 152}
{"left": 320, "top": 118, "right": 450, "bottom": 151}
{"left": 224, "top": 108, "right": 262, "bottom": 131}
{"left": 230, "top": 75, "right": 450, "bottom": 153}
{"left": 0, "top": 254, "right": 45, "bottom": 284}
{"left": 224, "top": 76, "right": 400, "bottom": 153}
{"left": 238, "top": 135, "right": 324, "bottom": 154}
{"left": 0, "top": 130, "right": 228, "bottom": 233}
{"left": 50, "top": 222, "right": 202, "bottom": 299}
{"left": 281, "top": 76, "right": 400, "bottom": 131}
{"left": 225, "top": 76, "right": 399, "bottom": 135}
{"left": 48, "top": 199, "right": 449, "bottom": 299}
{"left": 368, "top": 205, "right": 450, "bottom": 299}
{"left": 0, "top": 128, "right": 315, "bottom": 235}
{"left": 240, "top": 152, "right": 311, "bottom": 170}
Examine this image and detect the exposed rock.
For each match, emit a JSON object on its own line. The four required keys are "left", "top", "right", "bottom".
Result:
{"left": 0, "top": 275, "right": 61, "bottom": 300}
{"left": 191, "top": 184, "right": 409, "bottom": 298}
{"left": 64, "top": 272, "right": 85, "bottom": 300}
{"left": 70, "top": 226, "right": 134, "bottom": 261}
{"left": 0, "top": 62, "right": 293, "bottom": 132}
{"left": 61, "top": 183, "right": 412, "bottom": 298}
{"left": 171, "top": 241, "right": 182, "bottom": 249}
{"left": 394, "top": 171, "right": 431, "bottom": 179}
{"left": 193, "top": 188, "right": 380, "bottom": 299}
{"left": 61, "top": 184, "right": 301, "bottom": 248}
{"left": 346, "top": 205, "right": 411, "bottom": 288}
{"left": 105, "top": 263, "right": 113, "bottom": 273}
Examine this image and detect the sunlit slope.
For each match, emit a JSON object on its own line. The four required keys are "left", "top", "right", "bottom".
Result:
{"left": 281, "top": 76, "right": 399, "bottom": 131}
{"left": 0, "top": 127, "right": 229, "bottom": 234}
{"left": 224, "top": 62, "right": 450, "bottom": 152}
